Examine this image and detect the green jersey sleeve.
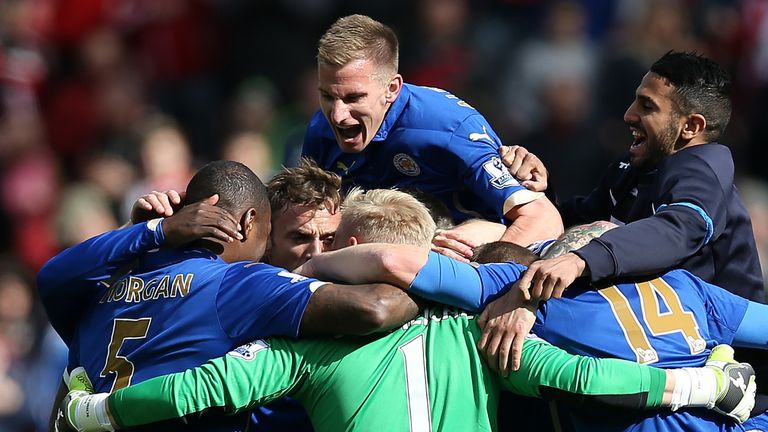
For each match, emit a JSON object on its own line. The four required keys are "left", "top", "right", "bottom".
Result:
{"left": 492, "top": 332, "right": 667, "bottom": 409}
{"left": 109, "top": 339, "right": 308, "bottom": 427}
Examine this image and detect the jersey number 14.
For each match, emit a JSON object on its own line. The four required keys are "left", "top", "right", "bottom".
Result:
{"left": 599, "top": 278, "right": 705, "bottom": 364}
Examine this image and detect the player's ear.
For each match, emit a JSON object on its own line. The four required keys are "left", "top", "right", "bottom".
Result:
{"left": 240, "top": 208, "right": 258, "bottom": 240}
{"left": 348, "top": 236, "right": 360, "bottom": 247}
{"left": 681, "top": 113, "right": 706, "bottom": 141}
{"left": 385, "top": 74, "right": 403, "bottom": 103}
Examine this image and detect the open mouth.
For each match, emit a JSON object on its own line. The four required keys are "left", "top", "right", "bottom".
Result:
{"left": 336, "top": 124, "right": 362, "bottom": 143}
{"left": 630, "top": 128, "right": 646, "bottom": 150}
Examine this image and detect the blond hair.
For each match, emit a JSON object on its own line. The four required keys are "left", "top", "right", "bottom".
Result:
{"left": 318, "top": 15, "right": 399, "bottom": 77}
{"left": 340, "top": 188, "right": 436, "bottom": 248}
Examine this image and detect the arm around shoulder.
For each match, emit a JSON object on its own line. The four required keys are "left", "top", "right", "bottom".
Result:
{"left": 299, "top": 282, "right": 421, "bottom": 336}
{"left": 295, "top": 244, "right": 429, "bottom": 287}
{"left": 501, "top": 196, "right": 564, "bottom": 246}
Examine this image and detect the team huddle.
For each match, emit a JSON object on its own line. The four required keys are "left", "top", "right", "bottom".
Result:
{"left": 38, "top": 14, "right": 767, "bottom": 432}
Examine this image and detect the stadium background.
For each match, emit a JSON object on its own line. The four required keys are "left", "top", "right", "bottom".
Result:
{"left": 0, "top": 0, "right": 767, "bottom": 430}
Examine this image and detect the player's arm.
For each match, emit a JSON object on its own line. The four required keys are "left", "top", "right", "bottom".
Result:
{"left": 60, "top": 338, "right": 307, "bottom": 431}
{"left": 38, "top": 195, "right": 239, "bottom": 302}
{"left": 297, "top": 243, "right": 525, "bottom": 311}
{"left": 499, "top": 196, "right": 563, "bottom": 246}
{"left": 575, "top": 209, "right": 710, "bottom": 283}
{"left": 576, "top": 157, "right": 725, "bottom": 284}
{"left": 477, "top": 221, "right": 616, "bottom": 374}
{"left": 452, "top": 116, "right": 563, "bottom": 247}
{"left": 38, "top": 197, "right": 240, "bottom": 341}
{"left": 734, "top": 301, "right": 768, "bottom": 349}
{"left": 431, "top": 219, "right": 507, "bottom": 262}
{"left": 36, "top": 220, "right": 167, "bottom": 343}
{"left": 299, "top": 282, "right": 423, "bottom": 336}
{"left": 61, "top": 341, "right": 757, "bottom": 431}
{"left": 37, "top": 221, "right": 165, "bottom": 298}
{"left": 295, "top": 243, "right": 429, "bottom": 287}
{"left": 216, "top": 263, "right": 420, "bottom": 339}
{"left": 499, "top": 337, "right": 756, "bottom": 423}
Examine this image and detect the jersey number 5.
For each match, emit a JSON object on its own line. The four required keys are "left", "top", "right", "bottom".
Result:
{"left": 599, "top": 278, "right": 705, "bottom": 364}
{"left": 101, "top": 318, "right": 151, "bottom": 392}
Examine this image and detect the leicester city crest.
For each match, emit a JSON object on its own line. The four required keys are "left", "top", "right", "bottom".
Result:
{"left": 393, "top": 153, "right": 420, "bottom": 176}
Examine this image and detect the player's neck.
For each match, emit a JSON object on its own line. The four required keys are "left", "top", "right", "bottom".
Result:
{"left": 189, "top": 239, "right": 227, "bottom": 258}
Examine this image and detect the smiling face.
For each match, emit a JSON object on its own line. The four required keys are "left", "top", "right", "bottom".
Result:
{"left": 318, "top": 58, "right": 402, "bottom": 153}
{"left": 623, "top": 72, "right": 685, "bottom": 170}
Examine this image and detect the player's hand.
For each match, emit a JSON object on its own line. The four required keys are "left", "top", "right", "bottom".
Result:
{"left": 516, "top": 253, "right": 586, "bottom": 302}
{"left": 57, "top": 367, "right": 100, "bottom": 432}
{"left": 162, "top": 195, "right": 242, "bottom": 247}
{"left": 477, "top": 283, "right": 538, "bottom": 376}
{"left": 131, "top": 190, "right": 185, "bottom": 223}
{"left": 431, "top": 228, "right": 477, "bottom": 263}
{"left": 499, "top": 146, "right": 548, "bottom": 192}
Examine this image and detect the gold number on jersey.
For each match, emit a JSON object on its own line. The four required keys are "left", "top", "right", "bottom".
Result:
{"left": 598, "top": 278, "right": 705, "bottom": 364}
{"left": 101, "top": 318, "right": 151, "bottom": 391}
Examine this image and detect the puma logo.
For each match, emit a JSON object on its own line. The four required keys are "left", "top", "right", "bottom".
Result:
{"left": 730, "top": 372, "right": 747, "bottom": 393}
{"left": 469, "top": 126, "right": 495, "bottom": 144}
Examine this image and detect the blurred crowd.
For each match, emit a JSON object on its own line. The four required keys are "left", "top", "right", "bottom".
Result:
{"left": 1, "top": 0, "right": 768, "bottom": 430}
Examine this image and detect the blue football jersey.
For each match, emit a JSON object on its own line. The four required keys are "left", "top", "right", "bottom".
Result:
{"left": 302, "top": 83, "right": 542, "bottom": 224}
{"left": 533, "top": 269, "right": 750, "bottom": 431}
{"left": 742, "top": 411, "right": 768, "bottom": 431}
{"left": 39, "top": 222, "right": 322, "bottom": 431}
{"left": 392, "top": 252, "right": 758, "bottom": 431}
{"left": 559, "top": 409, "right": 764, "bottom": 432}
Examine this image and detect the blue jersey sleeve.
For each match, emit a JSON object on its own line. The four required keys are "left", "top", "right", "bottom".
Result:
{"left": 37, "top": 220, "right": 165, "bottom": 344}
{"left": 734, "top": 301, "right": 768, "bottom": 349}
{"left": 450, "top": 116, "right": 544, "bottom": 218}
{"left": 409, "top": 252, "right": 526, "bottom": 311}
{"left": 475, "top": 262, "right": 527, "bottom": 307}
{"left": 409, "top": 252, "right": 482, "bottom": 310}
{"left": 216, "top": 264, "right": 319, "bottom": 341}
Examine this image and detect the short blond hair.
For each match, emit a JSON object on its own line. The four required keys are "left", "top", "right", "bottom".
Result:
{"left": 318, "top": 15, "right": 399, "bottom": 76}
{"left": 340, "top": 188, "right": 436, "bottom": 248}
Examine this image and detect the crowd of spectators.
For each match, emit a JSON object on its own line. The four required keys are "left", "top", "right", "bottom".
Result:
{"left": 1, "top": 0, "right": 767, "bottom": 430}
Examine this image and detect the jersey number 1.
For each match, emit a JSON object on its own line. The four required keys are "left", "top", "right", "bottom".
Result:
{"left": 599, "top": 278, "right": 705, "bottom": 364}
{"left": 399, "top": 335, "right": 432, "bottom": 432}
{"left": 101, "top": 318, "right": 151, "bottom": 391}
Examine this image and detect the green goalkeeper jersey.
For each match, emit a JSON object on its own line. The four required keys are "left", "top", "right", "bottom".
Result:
{"left": 110, "top": 307, "right": 666, "bottom": 431}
